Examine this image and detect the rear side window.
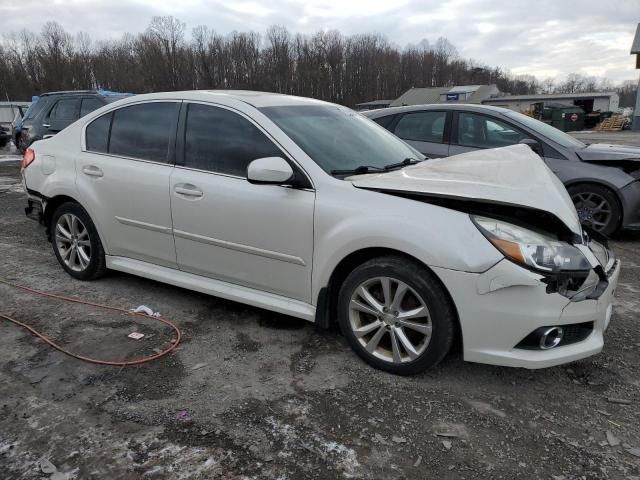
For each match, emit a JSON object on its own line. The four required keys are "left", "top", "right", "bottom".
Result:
{"left": 80, "top": 98, "right": 104, "bottom": 117}
{"left": 86, "top": 112, "right": 112, "bottom": 153}
{"left": 372, "top": 114, "right": 396, "bottom": 129}
{"left": 394, "top": 111, "right": 447, "bottom": 143}
{"left": 49, "top": 99, "right": 79, "bottom": 121}
{"left": 109, "top": 103, "right": 178, "bottom": 163}
{"left": 183, "top": 103, "right": 283, "bottom": 176}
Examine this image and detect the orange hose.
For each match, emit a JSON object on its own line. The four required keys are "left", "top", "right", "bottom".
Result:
{"left": 0, "top": 277, "right": 181, "bottom": 366}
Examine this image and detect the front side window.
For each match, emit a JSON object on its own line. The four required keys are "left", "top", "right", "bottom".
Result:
{"left": 109, "top": 102, "right": 178, "bottom": 163}
{"left": 184, "top": 103, "right": 283, "bottom": 177}
{"left": 394, "top": 111, "right": 447, "bottom": 143}
{"left": 260, "top": 105, "right": 422, "bottom": 174}
{"left": 456, "top": 112, "right": 527, "bottom": 149}
{"left": 504, "top": 110, "right": 586, "bottom": 149}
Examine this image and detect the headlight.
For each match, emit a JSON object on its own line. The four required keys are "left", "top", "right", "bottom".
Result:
{"left": 472, "top": 216, "right": 591, "bottom": 273}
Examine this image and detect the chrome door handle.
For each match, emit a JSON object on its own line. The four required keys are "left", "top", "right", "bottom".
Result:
{"left": 82, "top": 165, "right": 103, "bottom": 177}
{"left": 174, "top": 184, "right": 203, "bottom": 197}
{"left": 42, "top": 123, "right": 51, "bottom": 128}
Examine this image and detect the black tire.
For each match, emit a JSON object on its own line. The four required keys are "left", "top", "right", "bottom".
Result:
{"left": 337, "top": 255, "right": 456, "bottom": 375}
{"left": 50, "top": 202, "right": 107, "bottom": 281}
{"left": 568, "top": 184, "right": 621, "bottom": 237}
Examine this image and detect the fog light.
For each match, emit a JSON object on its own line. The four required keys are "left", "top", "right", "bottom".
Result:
{"left": 539, "top": 326, "right": 564, "bottom": 350}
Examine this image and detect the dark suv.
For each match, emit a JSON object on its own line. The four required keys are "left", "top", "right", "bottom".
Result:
{"left": 14, "top": 90, "right": 132, "bottom": 153}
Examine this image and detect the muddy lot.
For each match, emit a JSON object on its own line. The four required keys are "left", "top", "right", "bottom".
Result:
{"left": 1, "top": 138, "right": 639, "bottom": 479}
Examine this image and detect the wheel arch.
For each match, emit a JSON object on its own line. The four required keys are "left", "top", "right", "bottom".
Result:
{"left": 565, "top": 180, "right": 623, "bottom": 230}
{"left": 315, "top": 247, "right": 463, "bottom": 351}
{"left": 43, "top": 195, "right": 108, "bottom": 252}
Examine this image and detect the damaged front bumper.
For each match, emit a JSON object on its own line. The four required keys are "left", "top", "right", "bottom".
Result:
{"left": 432, "top": 256, "right": 620, "bottom": 369}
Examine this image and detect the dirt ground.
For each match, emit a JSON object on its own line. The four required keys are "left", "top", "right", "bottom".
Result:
{"left": 1, "top": 137, "right": 639, "bottom": 480}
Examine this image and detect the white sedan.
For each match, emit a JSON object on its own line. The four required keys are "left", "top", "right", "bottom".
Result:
{"left": 21, "top": 91, "right": 619, "bottom": 375}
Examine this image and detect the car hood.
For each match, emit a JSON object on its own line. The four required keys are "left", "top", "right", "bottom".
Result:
{"left": 576, "top": 143, "right": 640, "bottom": 161}
{"left": 349, "top": 144, "right": 582, "bottom": 235}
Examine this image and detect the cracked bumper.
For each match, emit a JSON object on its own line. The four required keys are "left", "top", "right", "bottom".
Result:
{"left": 433, "top": 259, "right": 620, "bottom": 369}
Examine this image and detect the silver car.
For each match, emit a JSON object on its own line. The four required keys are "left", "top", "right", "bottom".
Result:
{"left": 363, "top": 104, "right": 640, "bottom": 236}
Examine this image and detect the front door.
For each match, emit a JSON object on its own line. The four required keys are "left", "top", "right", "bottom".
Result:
{"left": 76, "top": 101, "right": 181, "bottom": 268}
{"left": 449, "top": 111, "right": 530, "bottom": 156}
{"left": 170, "top": 103, "right": 315, "bottom": 302}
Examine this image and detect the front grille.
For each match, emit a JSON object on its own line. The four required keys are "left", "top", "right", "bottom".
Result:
{"left": 515, "top": 321, "right": 594, "bottom": 350}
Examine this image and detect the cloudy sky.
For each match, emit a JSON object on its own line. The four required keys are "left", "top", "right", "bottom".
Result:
{"left": 2, "top": 0, "right": 639, "bottom": 84}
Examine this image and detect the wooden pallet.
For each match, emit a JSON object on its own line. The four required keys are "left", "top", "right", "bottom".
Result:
{"left": 596, "top": 116, "right": 625, "bottom": 131}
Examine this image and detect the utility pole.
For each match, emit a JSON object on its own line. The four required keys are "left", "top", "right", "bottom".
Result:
{"left": 632, "top": 23, "right": 640, "bottom": 130}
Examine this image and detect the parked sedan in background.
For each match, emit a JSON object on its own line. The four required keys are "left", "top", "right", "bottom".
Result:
{"left": 0, "top": 101, "right": 30, "bottom": 147}
{"left": 14, "top": 89, "right": 132, "bottom": 154}
{"left": 22, "top": 91, "right": 618, "bottom": 375}
{"left": 363, "top": 104, "right": 640, "bottom": 236}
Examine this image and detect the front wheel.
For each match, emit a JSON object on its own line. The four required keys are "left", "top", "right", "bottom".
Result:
{"left": 568, "top": 184, "right": 621, "bottom": 237}
{"left": 337, "top": 256, "right": 456, "bottom": 375}
{"left": 51, "top": 202, "right": 107, "bottom": 280}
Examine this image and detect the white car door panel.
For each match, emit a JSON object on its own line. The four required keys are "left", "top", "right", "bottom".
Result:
{"left": 169, "top": 102, "right": 314, "bottom": 302}
{"left": 76, "top": 101, "right": 179, "bottom": 268}
{"left": 170, "top": 170, "right": 314, "bottom": 301}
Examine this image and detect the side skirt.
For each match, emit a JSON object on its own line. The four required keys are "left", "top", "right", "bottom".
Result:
{"left": 106, "top": 256, "right": 316, "bottom": 322}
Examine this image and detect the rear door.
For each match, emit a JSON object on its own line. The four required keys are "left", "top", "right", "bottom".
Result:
{"left": 449, "top": 111, "right": 529, "bottom": 156}
{"left": 169, "top": 102, "right": 315, "bottom": 302}
{"left": 76, "top": 101, "right": 180, "bottom": 268}
{"left": 389, "top": 110, "right": 450, "bottom": 157}
{"left": 43, "top": 97, "right": 80, "bottom": 136}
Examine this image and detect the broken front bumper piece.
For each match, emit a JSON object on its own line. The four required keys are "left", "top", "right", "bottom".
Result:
{"left": 432, "top": 257, "right": 620, "bottom": 369}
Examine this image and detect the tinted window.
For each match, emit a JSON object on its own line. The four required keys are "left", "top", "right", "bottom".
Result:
{"left": 457, "top": 112, "right": 527, "bottom": 148}
{"left": 49, "top": 99, "right": 78, "bottom": 121}
{"left": 372, "top": 114, "right": 396, "bottom": 129}
{"left": 394, "top": 111, "right": 447, "bottom": 143}
{"left": 80, "top": 98, "right": 104, "bottom": 117}
{"left": 503, "top": 110, "right": 586, "bottom": 149}
{"left": 260, "top": 105, "right": 423, "bottom": 174}
{"left": 109, "top": 103, "right": 177, "bottom": 163}
{"left": 184, "top": 104, "right": 283, "bottom": 176}
{"left": 86, "top": 112, "right": 112, "bottom": 153}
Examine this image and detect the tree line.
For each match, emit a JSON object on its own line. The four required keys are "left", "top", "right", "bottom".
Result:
{"left": 0, "top": 16, "right": 634, "bottom": 107}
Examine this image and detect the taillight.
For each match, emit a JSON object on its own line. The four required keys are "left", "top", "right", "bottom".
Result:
{"left": 22, "top": 148, "right": 35, "bottom": 170}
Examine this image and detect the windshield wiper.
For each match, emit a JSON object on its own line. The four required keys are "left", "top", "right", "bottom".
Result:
{"left": 383, "top": 158, "right": 422, "bottom": 170}
{"left": 330, "top": 165, "right": 385, "bottom": 176}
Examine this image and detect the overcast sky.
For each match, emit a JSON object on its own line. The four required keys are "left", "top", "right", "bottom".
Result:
{"left": 2, "top": 0, "right": 639, "bottom": 84}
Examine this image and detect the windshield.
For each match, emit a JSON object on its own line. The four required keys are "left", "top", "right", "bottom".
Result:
{"left": 260, "top": 105, "right": 423, "bottom": 174}
{"left": 504, "top": 110, "right": 586, "bottom": 149}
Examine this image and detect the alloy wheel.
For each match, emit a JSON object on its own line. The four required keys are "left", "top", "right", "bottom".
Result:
{"left": 571, "top": 191, "right": 612, "bottom": 232}
{"left": 348, "top": 276, "right": 432, "bottom": 364}
{"left": 55, "top": 213, "right": 92, "bottom": 272}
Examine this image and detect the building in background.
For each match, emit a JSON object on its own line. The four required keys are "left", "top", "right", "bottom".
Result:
{"left": 389, "top": 85, "right": 501, "bottom": 107}
{"left": 354, "top": 100, "right": 393, "bottom": 111}
{"left": 631, "top": 23, "right": 640, "bottom": 130}
{"left": 483, "top": 92, "right": 619, "bottom": 115}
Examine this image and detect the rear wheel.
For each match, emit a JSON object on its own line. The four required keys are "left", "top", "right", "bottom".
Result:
{"left": 337, "top": 256, "right": 456, "bottom": 375}
{"left": 568, "top": 184, "right": 621, "bottom": 237}
{"left": 51, "top": 202, "right": 107, "bottom": 280}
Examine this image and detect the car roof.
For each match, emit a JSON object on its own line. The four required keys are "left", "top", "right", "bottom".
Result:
{"left": 103, "top": 90, "right": 334, "bottom": 109}
{"left": 361, "top": 103, "right": 512, "bottom": 118}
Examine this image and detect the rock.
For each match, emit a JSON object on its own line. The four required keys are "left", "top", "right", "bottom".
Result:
{"left": 413, "top": 455, "right": 422, "bottom": 467}
{"left": 467, "top": 400, "right": 506, "bottom": 418}
{"left": 606, "top": 397, "right": 632, "bottom": 405}
{"left": 626, "top": 447, "right": 640, "bottom": 458}
{"left": 191, "top": 363, "right": 208, "bottom": 370}
{"left": 606, "top": 431, "right": 620, "bottom": 447}
{"left": 40, "top": 459, "right": 57, "bottom": 474}
{"left": 373, "top": 433, "right": 389, "bottom": 445}
{"left": 442, "top": 440, "right": 452, "bottom": 450}
{"left": 392, "top": 436, "right": 407, "bottom": 444}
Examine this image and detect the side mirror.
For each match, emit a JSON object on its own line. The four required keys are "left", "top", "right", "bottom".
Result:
{"left": 247, "top": 157, "right": 294, "bottom": 185}
{"left": 519, "top": 138, "right": 543, "bottom": 156}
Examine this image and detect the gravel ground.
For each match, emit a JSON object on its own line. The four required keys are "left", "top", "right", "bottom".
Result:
{"left": 0, "top": 141, "right": 639, "bottom": 480}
